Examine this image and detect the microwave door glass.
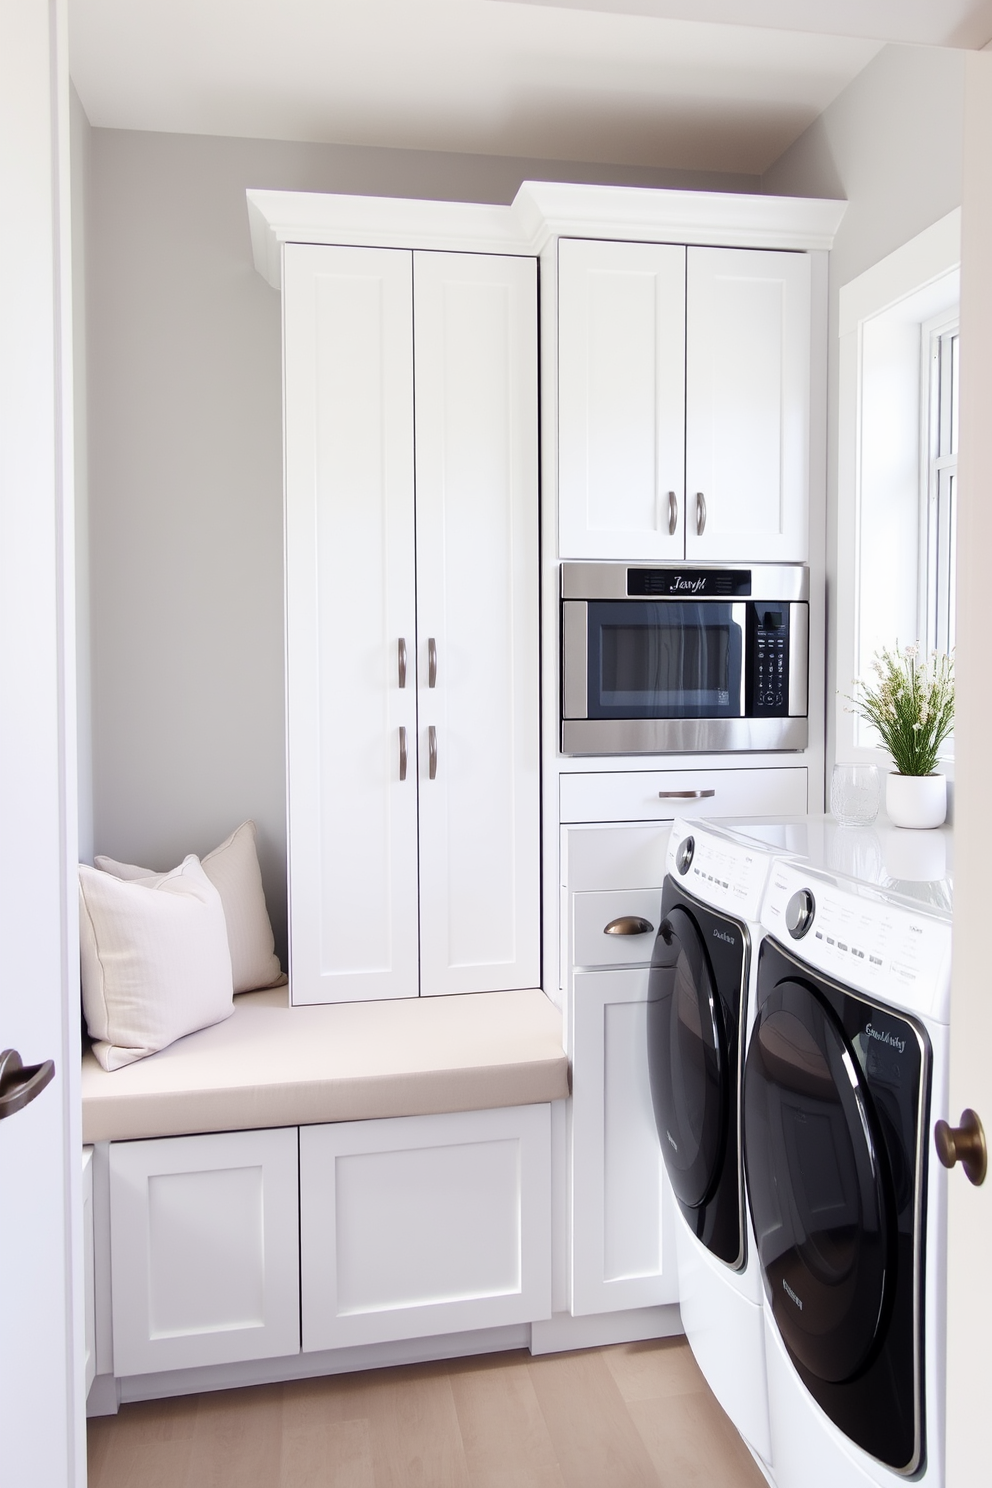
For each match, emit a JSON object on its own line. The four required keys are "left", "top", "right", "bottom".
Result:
{"left": 587, "top": 601, "right": 744, "bottom": 719}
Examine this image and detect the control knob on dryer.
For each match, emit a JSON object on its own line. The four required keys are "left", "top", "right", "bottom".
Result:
{"left": 675, "top": 836, "right": 695, "bottom": 875}
{"left": 785, "top": 888, "right": 815, "bottom": 939}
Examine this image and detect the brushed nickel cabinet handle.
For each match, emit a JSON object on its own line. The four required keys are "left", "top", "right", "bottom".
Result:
{"left": 668, "top": 491, "right": 678, "bottom": 537}
{"left": 0, "top": 1049, "right": 55, "bottom": 1121}
{"left": 428, "top": 725, "right": 438, "bottom": 780}
{"left": 604, "top": 916, "right": 654, "bottom": 937}
{"left": 398, "top": 637, "right": 407, "bottom": 690}
{"left": 428, "top": 637, "right": 437, "bottom": 689}
{"left": 398, "top": 726, "right": 408, "bottom": 782}
{"left": 658, "top": 789, "right": 716, "bottom": 799}
{"left": 696, "top": 492, "right": 707, "bottom": 535}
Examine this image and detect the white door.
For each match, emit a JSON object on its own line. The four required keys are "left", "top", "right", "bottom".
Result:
{"left": 414, "top": 251, "right": 541, "bottom": 996}
{"left": 558, "top": 238, "right": 686, "bottom": 560}
{"left": 945, "top": 49, "right": 992, "bottom": 1486}
{"left": 0, "top": 1, "right": 82, "bottom": 1483}
{"left": 685, "top": 246, "right": 810, "bottom": 563}
{"left": 284, "top": 243, "right": 420, "bottom": 1005}
{"left": 570, "top": 969, "right": 679, "bottom": 1315}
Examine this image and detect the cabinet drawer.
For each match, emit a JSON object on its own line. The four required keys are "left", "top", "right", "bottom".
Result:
{"left": 560, "top": 767, "right": 807, "bottom": 824}
{"left": 572, "top": 889, "right": 662, "bottom": 970}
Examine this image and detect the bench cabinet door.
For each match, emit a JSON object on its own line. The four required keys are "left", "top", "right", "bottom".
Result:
{"left": 109, "top": 1128, "right": 300, "bottom": 1376}
{"left": 300, "top": 1104, "right": 552, "bottom": 1350}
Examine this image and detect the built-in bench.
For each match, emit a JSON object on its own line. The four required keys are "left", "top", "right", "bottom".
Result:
{"left": 83, "top": 987, "right": 570, "bottom": 1409}
{"left": 81, "top": 985, "right": 569, "bottom": 1141}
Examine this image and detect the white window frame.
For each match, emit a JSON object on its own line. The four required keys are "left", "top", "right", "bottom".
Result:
{"left": 835, "top": 210, "right": 960, "bottom": 772}
{"left": 919, "top": 313, "right": 959, "bottom": 659}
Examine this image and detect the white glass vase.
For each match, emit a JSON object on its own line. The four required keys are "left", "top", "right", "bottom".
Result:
{"left": 885, "top": 772, "right": 947, "bottom": 830}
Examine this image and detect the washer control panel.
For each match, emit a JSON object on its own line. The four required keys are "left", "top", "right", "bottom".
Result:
{"left": 666, "top": 818, "right": 773, "bottom": 922}
{"left": 762, "top": 859, "right": 951, "bottom": 1023}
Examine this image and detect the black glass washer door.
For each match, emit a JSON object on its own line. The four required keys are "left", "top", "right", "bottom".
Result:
{"left": 744, "top": 978, "right": 893, "bottom": 1385}
{"left": 648, "top": 905, "right": 729, "bottom": 1211}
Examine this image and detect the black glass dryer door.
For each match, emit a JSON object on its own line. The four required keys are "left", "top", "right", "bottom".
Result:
{"left": 648, "top": 905, "right": 729, "bottom": 1217}
{"left": 744, "top": 978, "right": 893, "bottom": 1386}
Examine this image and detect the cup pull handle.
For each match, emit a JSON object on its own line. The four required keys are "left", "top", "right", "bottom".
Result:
{"left": 604, "top": 917, "right": 654, "bottom": 937}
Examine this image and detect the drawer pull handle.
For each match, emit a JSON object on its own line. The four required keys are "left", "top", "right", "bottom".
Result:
{"left": 604, "top": 916, "right": 654, "bottom": 937}
{"left": 658, "top": 789, "right": 716, "bottom": 800}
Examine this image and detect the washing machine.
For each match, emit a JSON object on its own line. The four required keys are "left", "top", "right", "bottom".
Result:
{"left": 744, "top": 855, "right": 950, "bottom": 1487}
{"left": 647, "top": 817, "right": 787, "bottom": 1472}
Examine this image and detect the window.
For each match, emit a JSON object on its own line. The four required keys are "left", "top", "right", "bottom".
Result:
{"left": 835, "top": 210, "right": 960, "bottom": 770}
{"left": 922, "top": 317, "right": 959, "bottom": 656}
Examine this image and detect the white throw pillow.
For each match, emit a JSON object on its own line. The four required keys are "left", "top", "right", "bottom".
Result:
{"left": 79, "top": 855, "right": 234, "bottom": 1071}
{"left": 95, "top": 821, "right": 283, "bottom": 994}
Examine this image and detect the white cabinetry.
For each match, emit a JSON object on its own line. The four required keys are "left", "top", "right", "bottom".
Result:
{"left": 285, "top": 244, "right": 540, "bottom": 1004}
{"left": 300, "top": 1104, "right": 552, "bottom": 1350}
{"left": 108, "top": 1128, "right": 301, "bottom": 1376}
{"left": 564, "top": 825, "right": 679, "bottom": 1316}
{"left": 558, "top": 237, "right": 811, "bottom": 562}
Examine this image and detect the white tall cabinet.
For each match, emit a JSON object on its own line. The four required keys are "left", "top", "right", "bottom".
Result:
{"left": 558, "top": 237, "right": 811, "bottom": 562}
{"left": 284, "top": 244, "right": 540, "bottom": 1005}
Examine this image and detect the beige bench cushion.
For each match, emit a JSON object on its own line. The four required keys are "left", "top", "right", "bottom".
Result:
{"left": 81, "top": 986, "right": 569, "bottom": 1143}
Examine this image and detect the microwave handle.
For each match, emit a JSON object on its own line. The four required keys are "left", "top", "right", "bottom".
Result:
{"left": 731, "top": 601, "right": 748, "bottom": 717}
{"left": 789, "top": 603, "right": 809, "bottom": 716}
{"left": 561, "top": 602, "right": 589, "bottom": 719}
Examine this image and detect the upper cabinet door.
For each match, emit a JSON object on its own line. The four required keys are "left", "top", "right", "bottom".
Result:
{"left": 685, "top": 247, "right": 811, "bottom": 563}
{"left": 558, "top": 239, "right": 686, "bottom": 560}
{"left": 284, "top": 244, "right": 420, "bottom": 1004}
{"left": 413, "top": 252, "right": 541, "bottom": 996}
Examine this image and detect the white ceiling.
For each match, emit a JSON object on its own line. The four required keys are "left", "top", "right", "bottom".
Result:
{"left": 67, "top": 0, "right": 991, "bottom": 175}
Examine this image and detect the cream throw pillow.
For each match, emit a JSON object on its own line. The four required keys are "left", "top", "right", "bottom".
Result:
{"left": 95, "top": 820, "right": 283, "bottom": 994}
{"left": 79, "top": 855, "right": 234, "bottom": 1071}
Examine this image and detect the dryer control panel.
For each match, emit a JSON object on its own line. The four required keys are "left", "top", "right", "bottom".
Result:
{"left": 666, "top": 818, "right": 774, "bottom": 923}
{"left": 762, "top": 859, "right": 951, "bottom": 1024}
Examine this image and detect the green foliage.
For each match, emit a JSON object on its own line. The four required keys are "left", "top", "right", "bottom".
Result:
{"left": 848, "top": 646, "right": 954, "bottom": 777}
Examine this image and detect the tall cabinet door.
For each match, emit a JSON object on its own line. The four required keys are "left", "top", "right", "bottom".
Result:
{"left": 558, "top": 238, "right": 686, "bottom": 560}
{"left": 413, "top": 252, "right": 541, "bottom": 996}
{"left": 284, "top": 244, "right": 420, "bottom": 1004}
{"left": 685, "top": 246, "right": 811, "bottom": 563}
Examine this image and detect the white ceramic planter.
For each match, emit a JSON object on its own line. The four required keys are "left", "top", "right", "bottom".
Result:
{"left": 885, "top": 772, "right": 947, "bottom": 830}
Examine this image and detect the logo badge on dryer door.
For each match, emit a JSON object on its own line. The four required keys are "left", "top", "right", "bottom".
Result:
{"left": 865, "top": 1022, "right": 906, "bottom": 1055}
{"left": 782, "top": 1278, "right": 804, "bottom": 1311}
{"left": 712, "top": 928, "right": 736, "bottom": 946}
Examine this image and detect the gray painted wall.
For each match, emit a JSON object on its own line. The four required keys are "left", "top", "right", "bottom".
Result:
{"left": 761, "top": 43, "right": 966, "bottom": 799}
{"left": 77, "top": 121, "right": 759, "bottom": 963}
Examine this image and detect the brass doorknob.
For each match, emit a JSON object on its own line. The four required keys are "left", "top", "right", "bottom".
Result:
{"left": 935, "top": 1109, "right": 987, "bottom": 1187}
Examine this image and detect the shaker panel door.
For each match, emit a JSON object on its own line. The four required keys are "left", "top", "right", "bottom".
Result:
{"left": 413, "top": 251, "right": 541, "bottom": 996}
{"left": 285, "top": 244, "right": 420, "bottom": 1004}
{"left": 558, "top": 238, "right": 686, "bottom": 560}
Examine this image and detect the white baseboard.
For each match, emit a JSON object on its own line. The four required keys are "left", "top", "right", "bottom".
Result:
{"left": 116, "top": 1322, "right": 532, "bottom": 1404}
{"left": 86, "top": 1374, "right": 120, "bottom": 1417}
{"left": 529, "top": 1304, "right": 683, "bottom": 1356}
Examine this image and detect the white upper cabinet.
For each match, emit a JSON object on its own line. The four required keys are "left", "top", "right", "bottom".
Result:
{"left": 558, "top": 238, "right": 811, "bottom": 563}
{"left": 413, "top": 252, "right": 541, "bottom": 997}
{"left": 685, "top": 246, "right": 810, "bottom": 563}
{"left": 285, "top": 244, "right": 420, "bottom": 1005}
{"left": 285, "top": 244, "right": 540, "bottom": 1004}
{"left": 558, "top": 239, "right": 686, "bottom": 560}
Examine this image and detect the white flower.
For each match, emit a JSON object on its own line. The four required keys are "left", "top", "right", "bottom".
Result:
{"left": 903, "top": 644, "right": 918, "bottom": 659}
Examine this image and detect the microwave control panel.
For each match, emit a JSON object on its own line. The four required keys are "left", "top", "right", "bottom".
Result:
{"left": 749, "top": 606, "right": 790, "bottom": 716}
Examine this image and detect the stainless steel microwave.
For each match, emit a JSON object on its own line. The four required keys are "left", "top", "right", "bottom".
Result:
{"left": 561, "top": 563, "right": 809, "bottom": 755}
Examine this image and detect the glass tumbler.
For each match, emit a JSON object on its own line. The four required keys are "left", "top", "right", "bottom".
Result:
{"left": 830, "top": 763, "right": 881, "bottom": 826}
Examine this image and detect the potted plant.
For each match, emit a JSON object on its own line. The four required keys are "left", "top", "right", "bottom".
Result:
{"left": 848, "top": 645, "right": 954, "bottom": 828}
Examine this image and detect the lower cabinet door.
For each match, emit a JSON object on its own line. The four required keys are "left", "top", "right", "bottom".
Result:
{"left": 570, "top": 968, "right": 679, "bottom": 1315}
{"left": 300, "top": 1104, "right": 552, "bottom": 1350}
{"left": 109, "top": 1128, "right": 301, "bottom": 1376}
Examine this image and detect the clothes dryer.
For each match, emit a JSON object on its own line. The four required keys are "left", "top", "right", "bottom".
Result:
{"left": 744, "top": 857, "right": 950, "bottom": 1488}
{"left": 647, "top": 818, "right": 785, "bottom": 1471}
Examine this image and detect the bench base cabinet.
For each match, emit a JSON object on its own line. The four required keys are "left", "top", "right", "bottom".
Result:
{"left": 105, "top": 1105, "right": 553, "bottom": 1378}
{"left": 109, "top": 1128, "right": 301, "bottom": 1377}
{"left": 301, "top": 1104, "right": 552, "bottom": 1350}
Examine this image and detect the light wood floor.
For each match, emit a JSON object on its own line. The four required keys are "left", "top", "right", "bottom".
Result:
{"left": 87, "top": 1338, "right": 769, "bottom": 1488}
